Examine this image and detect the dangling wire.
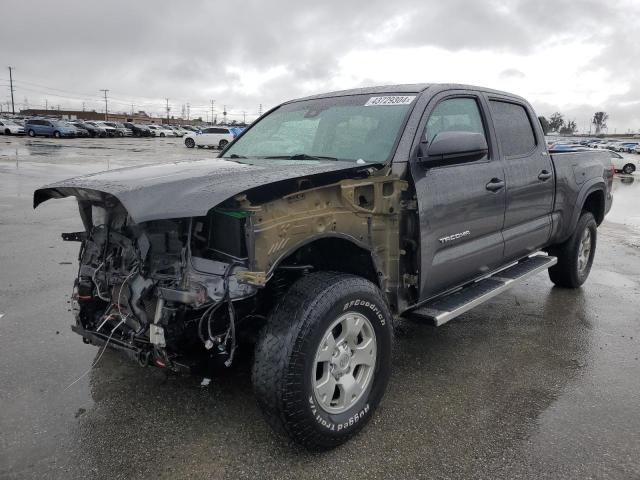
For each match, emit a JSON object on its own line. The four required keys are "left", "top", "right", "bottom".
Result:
{"left": 62, "top": 318, "right": 125, "bottom": 392}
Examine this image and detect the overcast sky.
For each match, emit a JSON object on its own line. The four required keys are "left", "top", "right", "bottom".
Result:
{"left": 1, "top": 0, "right": 639, "bottom": 131}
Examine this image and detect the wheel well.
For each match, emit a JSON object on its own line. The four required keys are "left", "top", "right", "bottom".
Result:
{"left": 582, "top": 189, "right": 605, "bottom": 225}
{"left": 276, "top": 237, "right": 381, "bottom": 287}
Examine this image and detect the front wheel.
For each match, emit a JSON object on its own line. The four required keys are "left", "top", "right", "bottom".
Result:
{"left": 53, "top": 131, "right": 61, "bottom": 138}
{"left": 218, "top": 139, "right": 229, "bottom": 149}
{"left": 159, "top": 133, "right": 165, "bottom": 137}
{"left": 253, "top": 272, "right": 393, "bottom": 451}
{"left": 4, "top": 129, "right": 11, "bottom": 135}
{"left": 548, "top": 212, "right": 597, "bottom": 288}
{"left": 623, "top": 163, "right": 636, "bottom": 174}
{"left": 184, "top": 137, "right": 195, "bottom": 148}
{"left": 28, "top": 129, "right": 36, "bottom": 137}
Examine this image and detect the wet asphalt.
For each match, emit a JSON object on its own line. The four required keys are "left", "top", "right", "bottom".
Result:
{"left": 0, "top": 136, "right": 639, "bottom": 479}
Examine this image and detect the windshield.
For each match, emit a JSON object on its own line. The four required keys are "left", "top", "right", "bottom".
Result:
{"left": 223, "top": 93, "right": 416, "bottom": 163}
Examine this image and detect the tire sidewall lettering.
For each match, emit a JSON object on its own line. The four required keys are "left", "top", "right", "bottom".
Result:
{"left": 303, "top": 290, "right": 391, "bottom": 435}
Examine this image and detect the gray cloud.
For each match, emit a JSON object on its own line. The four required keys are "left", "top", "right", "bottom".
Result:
{"left": 1, "top": 0, "right": 638, "bottom": 129}
{"left": 500, "top": 69, "right": 526, "bottom": 80}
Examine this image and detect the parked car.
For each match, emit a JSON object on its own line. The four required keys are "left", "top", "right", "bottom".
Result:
{"left": 548, "top": 143, "right": 586, "bottom": 152}
{"left": 636, "top": 144, "right": 640, "bottom": 154}
{"left": 95, "top": 121, "right": 131, "bottom": 137}
{"left": 123, "top": 122, "right": 152, "bottom": 137}
{"left": 147, "top": 125, "right": 175, "bottom": 137}
{"left": 72, "top": 121, "right": 106, "bottom": 137}
{"left": 609, "top": 151, "right": 637, "bottom": 174}
{"left": 172, "top": 126, "right": 192, "bottom": 136}
{"left": 0, "top": 119, "right": 25, "bottom": 135}
{"left": 614, "top": 142, "right": 639, "bottom": 153}
{"left": 65, "top": 122, "right": 89, "bottom": 137}
{"left": 184, "top": 126, "right": 234, "bottom": 148}
{"left": 85, "top": 121, "right": 117, "bottom": 137}
{"left": 24, "top": 118, "right": 78, "bottom": 138}
{"left": 35, "top": 83, "right": 614, "bottom": 450}
{"left": 165, "top": 126, "right": 185, "bottom": 137}
{"left": 600, "top": 140, "right": 622, "bottom": 150}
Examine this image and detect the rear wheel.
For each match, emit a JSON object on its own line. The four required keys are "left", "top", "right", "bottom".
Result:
{"left": 185, "top": 137, "right": 195, "bottom": 148}
{"left": 160, "top": 133, "right": 165, "bottom": 137}
{"left": 253, "top": 272, "right": 392, "bottom": 451}
{"left": 548, "top": 212, "right": 597, "bottom": 288}
{"left": 623, "top": 163, "right": 636, "bottom": 174}
{"left": 218, "top": 139, "right": 229, "bottom": 149}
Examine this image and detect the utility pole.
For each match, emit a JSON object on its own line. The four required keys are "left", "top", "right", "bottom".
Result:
{"left": 210, "top": 99, "right": 215, "bottom": 125}
{"left": 223, "top": 105, "right": 227, "bottom": 125}
{"left": 100, "top": 89, "right": 109, "bottom": 120}
{"left": 8, "top": 66, "right": 15, "bottom": 115}
{"left": 186, "top": 102, "right": 190, "bottom": 120}
{"left": 242, "top": 111, "right": 246, "bottom": 124}
{"left": 45, "top": 99, "right": 48, "bottom": 111}
{"left": 165, "top": 98, "right": 170, "bottom": 121}
{"left": 258, "top": 104, "right": 263, "bottom": 116}
{"left": 82, "top": 101, "right": 86, "bottom": 112}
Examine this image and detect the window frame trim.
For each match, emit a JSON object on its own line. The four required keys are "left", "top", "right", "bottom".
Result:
{"left": 487, "top": 97, "right": 539, "bottom": 160}
{"left": 411, "top": 91, "right": 494, "bottom": 167}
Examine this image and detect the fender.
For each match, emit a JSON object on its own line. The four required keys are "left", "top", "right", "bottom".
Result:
{"left": 564, "top": 178, "right": 605, "bottom": 241}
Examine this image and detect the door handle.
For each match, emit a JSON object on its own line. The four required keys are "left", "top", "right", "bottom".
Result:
{"left": 538, "top": 170, "right": 552, "bottom": 181}
{"left": 485, "top": 178, "right": 505, "bottom": 192}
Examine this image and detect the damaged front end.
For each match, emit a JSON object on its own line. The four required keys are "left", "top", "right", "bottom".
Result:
{"left": 67, "top": 192, "right": 258, "bottom": 373}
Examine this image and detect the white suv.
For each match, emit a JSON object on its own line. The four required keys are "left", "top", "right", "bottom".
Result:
{"left": 184, "top": 127, "right": 234, "bottom": 149}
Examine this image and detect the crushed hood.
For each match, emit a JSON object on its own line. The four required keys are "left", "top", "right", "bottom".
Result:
{"left": 34, "top": 157, "right": 366, "bottom": 223}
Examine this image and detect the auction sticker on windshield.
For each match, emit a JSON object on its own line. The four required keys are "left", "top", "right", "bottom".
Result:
{"left": 364, "top": 95, "right": 416, "bottom": 106}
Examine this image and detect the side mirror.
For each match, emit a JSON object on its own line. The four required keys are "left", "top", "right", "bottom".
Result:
{"left": 418, "top": 131, "right": 488, "bottom": 166}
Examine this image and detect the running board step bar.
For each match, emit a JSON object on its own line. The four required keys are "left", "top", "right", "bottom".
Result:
{"left": 407, "top": 254, "right": 557, "bottom": 326}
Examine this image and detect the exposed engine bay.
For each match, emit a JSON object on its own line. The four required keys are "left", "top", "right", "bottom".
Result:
{"left": 38, "top": 160, "right": 409, "bottom": 374}
{"left": 69, "top": 196, "right": 262, "bottom": 373}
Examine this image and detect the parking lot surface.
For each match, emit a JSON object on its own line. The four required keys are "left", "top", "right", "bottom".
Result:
{"left": 1, "top": 136, "right": 639, "bottom": 479}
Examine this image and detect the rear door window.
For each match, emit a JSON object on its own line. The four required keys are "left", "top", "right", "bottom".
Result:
{"left": 489, "top": 100, "right": 537, "bottom": 157}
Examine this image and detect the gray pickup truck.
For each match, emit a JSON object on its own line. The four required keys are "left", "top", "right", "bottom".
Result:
{"left": 35, "top": 83, "right": 613, "bottom": 450}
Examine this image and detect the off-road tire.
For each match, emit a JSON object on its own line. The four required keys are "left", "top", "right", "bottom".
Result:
{"left": 252, "top": 271, "right": 393, "bottom": 451}
{"left": 185, "top": 137, "right": 195, "bottom": 148}
{"left": 548, "top": 212, "right": 597, "bottom": 288}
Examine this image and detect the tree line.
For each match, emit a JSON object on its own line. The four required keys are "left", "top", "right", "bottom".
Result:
{"left": 538, "top": 111, "right": 609, "bottom": 135}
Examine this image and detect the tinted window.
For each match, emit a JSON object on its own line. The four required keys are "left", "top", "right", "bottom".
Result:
{"left": 424, "top": 97, "right": 485, "bottom": 143}
{"left": 489, "top": 100, "right": 536, "bottom": 157}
